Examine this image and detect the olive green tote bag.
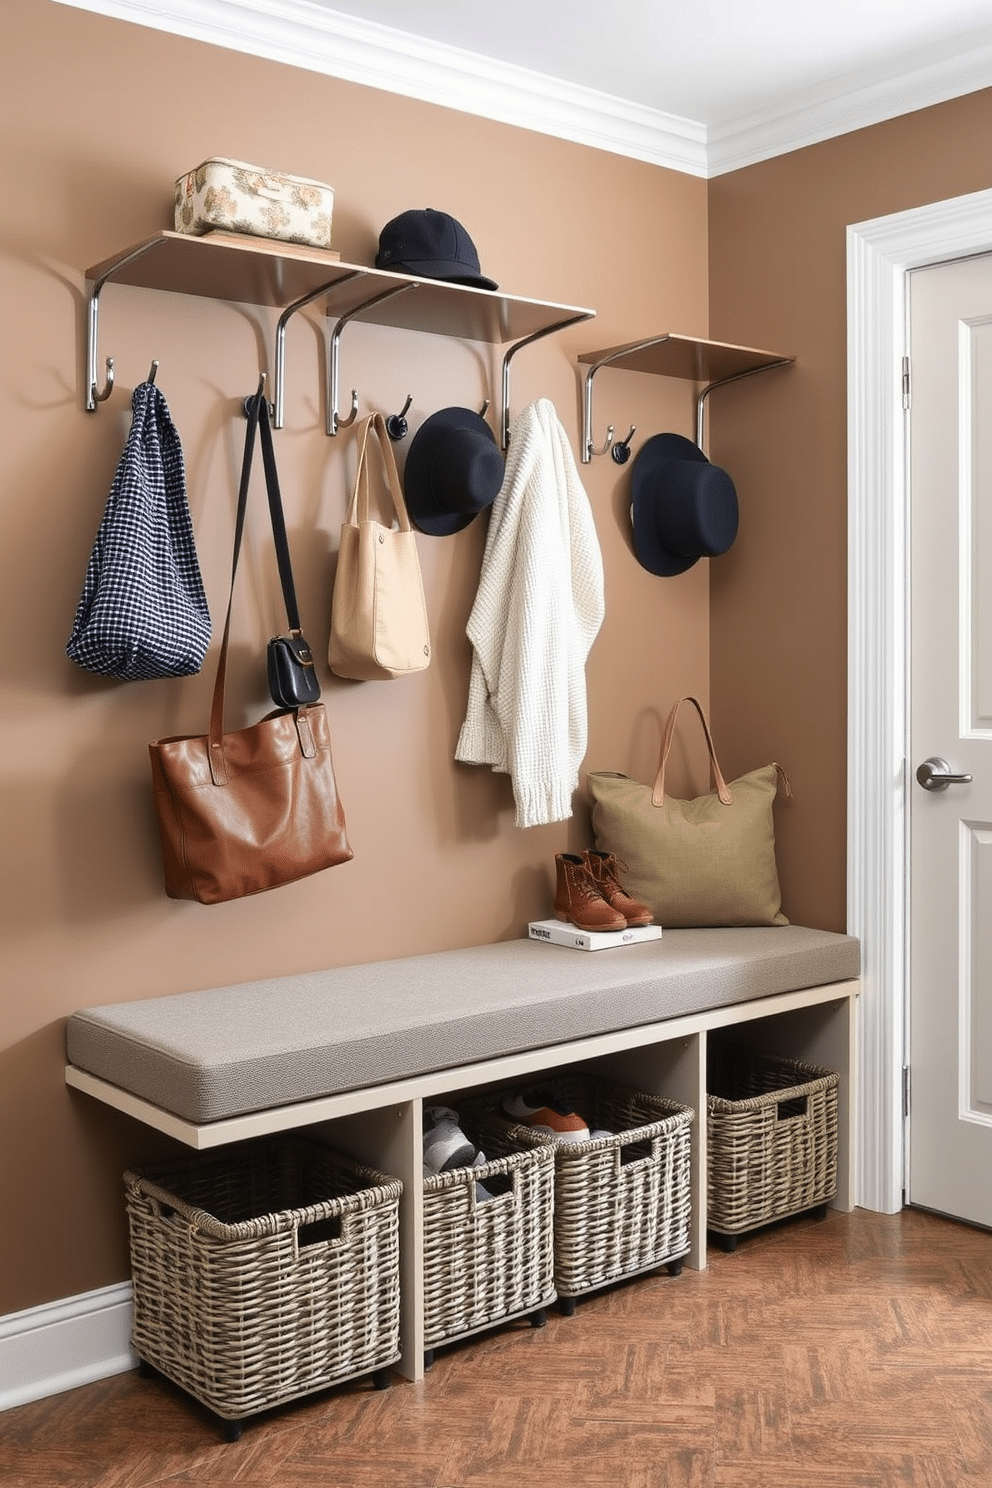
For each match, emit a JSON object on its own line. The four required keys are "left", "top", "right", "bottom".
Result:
{"left": 587, "top": 696, "right": 790, "bottom": 928}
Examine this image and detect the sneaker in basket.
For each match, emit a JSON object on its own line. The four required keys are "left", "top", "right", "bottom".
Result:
{"left": 472, "top": 1149, "right": 496, "bottom": 1203}
{"left": 423, "top": 1105, "right": 477, "bottom": 1177}
{"left": 501, "top": 1087, "right": 590, "bottom": 1143}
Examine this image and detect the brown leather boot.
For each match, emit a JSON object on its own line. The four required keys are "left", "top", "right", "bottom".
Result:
{"left": 582, "top": 849, "right": 654, "bottom": 927}
{"left": 554, "top": 853, "right": 627, "bottom": 932}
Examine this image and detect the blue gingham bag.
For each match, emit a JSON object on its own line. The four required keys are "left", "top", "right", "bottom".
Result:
{"left": 67, "top": 382, "right": 211, "bottom": 680}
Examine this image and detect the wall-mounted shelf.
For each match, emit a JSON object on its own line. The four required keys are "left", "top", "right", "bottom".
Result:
{"left": 577, "top": 333, "right": 794, "bottom": 463}
{"left": 85, "top": 230, "right": 594, "bottom": 447}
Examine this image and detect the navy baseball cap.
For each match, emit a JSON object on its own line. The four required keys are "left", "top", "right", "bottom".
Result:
{"left": 375, "top": 208, "right": 498, "bottom": 290}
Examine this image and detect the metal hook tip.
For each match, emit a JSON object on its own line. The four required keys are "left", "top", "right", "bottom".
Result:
{"left": 611, "top": 424, "right": 636, "bottom": 464}
{"left": 333, "top": 389, "right": 360, "bottom": 434}
{"left": 91, "top": 355, "right": 115, "bottom": 405}
{"left": 587, "top": 424, "right": 615, "bottom": 459}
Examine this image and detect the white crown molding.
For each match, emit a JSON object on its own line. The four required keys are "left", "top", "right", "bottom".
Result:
{"left": 709, "top": 34, "right": 992, "bottom": 176}
{"left": 46, "top": 0, "right": 992, "bottom": 179}
{"left": 49, "top": 0, "right": 708, "bottom": 175}
{"left": 0, "top": 1283, "right": 136, "bottom": 1410}
{"left": 49, "top": 0, "right": 992, "bottom": 178}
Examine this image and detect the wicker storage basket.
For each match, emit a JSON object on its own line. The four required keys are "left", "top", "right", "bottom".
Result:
{"left": 707, "top": 1042, "right": 839, "bottom": 1243}
{"left": 470, "top": 1076, "right": 694, "bottom": 1304}
{"left": 124, "top": 1137, "right": 402, "bottom": 1434}
{"left": 422, "top": 1119, "right": 555, "bottom": 1354}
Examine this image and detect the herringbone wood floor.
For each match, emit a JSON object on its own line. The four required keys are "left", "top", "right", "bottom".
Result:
{"left": 3, "top": 1207, "right": 991, "bottom": 1487}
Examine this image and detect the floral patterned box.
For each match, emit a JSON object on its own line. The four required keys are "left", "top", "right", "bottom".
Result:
{"left": 174, "top": 158, "right": 334, "bottom": 249}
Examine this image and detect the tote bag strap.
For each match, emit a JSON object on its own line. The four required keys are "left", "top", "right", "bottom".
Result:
{"left": 651, "top": 695, "right": 733, "bottom": 807}
{"left": 347, "top": 412, "right": 413, "bottom": 532}
{"left": 208, "top": 392, "right": 315, "bottom": 785}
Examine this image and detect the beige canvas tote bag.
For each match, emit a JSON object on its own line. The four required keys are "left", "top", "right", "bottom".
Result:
{"left": 329, "top": 413, "right": 431, "bottom": 682}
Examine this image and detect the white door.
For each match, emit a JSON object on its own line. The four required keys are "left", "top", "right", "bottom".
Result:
{"left": 908, "top": 253, "right": 992, "bottom": 1227}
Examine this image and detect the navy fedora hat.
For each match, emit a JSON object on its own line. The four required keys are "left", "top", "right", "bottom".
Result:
{"left": 630, "top": 432, "right": 739, "bottom": 576}
{"left": 375, "top": 208, "right": 498, "bottom": 291}
{"left": 403, "top": 407, "right": 505, "bottom": 536}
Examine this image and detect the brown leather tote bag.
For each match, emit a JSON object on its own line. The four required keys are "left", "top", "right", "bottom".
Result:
{"left": 149, "top": 392, "right": 352, "bottom": 904}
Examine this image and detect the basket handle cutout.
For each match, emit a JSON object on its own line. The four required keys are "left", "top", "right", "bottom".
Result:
{"left": 483, "top": 1171, "right": 514, "bottom": 1199}
{"left": 470, "top": 1168, "right": 516, "bottom": 1213}
{"left": 297, "top": 1214, "right": 344, "bottom": 1249}
{"left": 618, "top": 1138, "right": 655, "bottom": 1168}
{"left": 776, "top": 1095, "right": 808, "bottom": 1121}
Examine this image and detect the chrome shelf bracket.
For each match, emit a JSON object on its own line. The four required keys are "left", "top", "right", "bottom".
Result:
{"left": 581, "top": 337, "right": 794, "bottom": 461}
{"left": 326, "top": 280, "right": 417, "bottom": 436}
{"left": 694, "top": 359, "right": 793, "bottom": 455}
{"left": 85, "top": 240, "right": 165, "bottom": 411}
{"left": 273, "top": 269, "right": 364, "bottom": 429}
{"left": 580, "top": 336, "right": 673, "bottom": 464}
{"left": 500, "top": 311, "right": 593, "bottom": 451}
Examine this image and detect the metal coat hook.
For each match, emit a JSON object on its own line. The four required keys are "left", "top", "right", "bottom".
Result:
{"left": 85, "top": 237, "right": 164, "bottom": 411}
{"left": 328, "top": 281, "right": 417, "bottom": 436}
{"left": 386, "top": 394, "right": 413, "bottom": 441}
{"left": 479, "top": 398, "right": 490, "bottom": 419}
{"left": 581, "top": 353, "right": 626, "bottom": 462}
{"left": 242, "top": 371, "right": 269, "bottom": 417}
{"left": 588, "top": 421, "right": 615, "bottom": 459}
{"left": 147, "top": 359, "right": 159, "bottom": 386}
{"left": 91, "top": 356, "right": 115, "bottom": 406}
{"left": 611, "top": 424, "right": 636, "bottom": 464}
{"left": 273, "top": 269, "right": 362, "bottom": 429}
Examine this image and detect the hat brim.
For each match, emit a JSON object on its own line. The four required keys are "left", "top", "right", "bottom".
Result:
{"left": 383, "top": 257, "right": 498, "bottom": 292}
{"left": 404, "top": 407, "right": 502, "bottom": 536}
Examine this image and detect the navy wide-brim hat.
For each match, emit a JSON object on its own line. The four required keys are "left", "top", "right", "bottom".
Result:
{"left": 375, "top": 208, "right": 498, "bottom": 291}
{"left": 403, "top": 407, "right": 505, "bottom": 536}
{"left": 630, "top": 432, "right": 739, "bottom": 576}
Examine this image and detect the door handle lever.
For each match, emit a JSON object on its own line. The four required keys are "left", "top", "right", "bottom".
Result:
{"left": 916, "top": 756, "right": 973, "bottom": 792}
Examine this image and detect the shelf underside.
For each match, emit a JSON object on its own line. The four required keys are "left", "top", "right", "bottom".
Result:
{"left": 578, "top": 333, "right": 793, "bottom": 383}
{"left": 86, "top": 231, "right": 593, "bottom": 345}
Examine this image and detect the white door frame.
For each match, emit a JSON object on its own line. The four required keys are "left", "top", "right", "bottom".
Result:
{"left": 847, "top": 186, "right": 992, "bottom": 1213}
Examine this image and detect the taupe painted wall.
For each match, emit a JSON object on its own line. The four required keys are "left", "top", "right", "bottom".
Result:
{"left": 1, "top": 2, "right": 711, "bottom": 1314}
{"left": 708, "top": 90, "right": 992, "bottom": 932}
{"left": 6, "top": 1, "right": 991, "bottom": 1321}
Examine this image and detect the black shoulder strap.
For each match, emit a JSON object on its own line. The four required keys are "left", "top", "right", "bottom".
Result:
{"left": 254, "top": 393, "right": 303, "bottom": 634}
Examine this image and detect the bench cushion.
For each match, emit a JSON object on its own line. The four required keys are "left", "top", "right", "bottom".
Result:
{"left": 65, "top": 926, "right": 859, "bottom": 1125}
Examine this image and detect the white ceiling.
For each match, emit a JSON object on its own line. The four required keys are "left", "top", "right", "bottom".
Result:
{"left": 55, "top": 0, "right": 992, "bottom": 174}
{"left": 309, "top": 0, "right": 992, "bottom": 125}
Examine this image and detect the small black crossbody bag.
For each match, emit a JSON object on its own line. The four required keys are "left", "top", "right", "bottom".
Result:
{"left": 247, "top": 394, "right": 322, "bottom": 710}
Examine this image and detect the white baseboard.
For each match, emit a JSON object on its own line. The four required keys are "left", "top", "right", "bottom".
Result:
{"left": 0, "top": 1283, "right": 137, "bottom": 1412}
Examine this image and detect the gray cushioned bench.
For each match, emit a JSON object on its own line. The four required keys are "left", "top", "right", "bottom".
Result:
{"left": 66, "top": 926, "right": 858, "bottom": 1126}
{"left": 65, "top": 924, "right": 859, "bottom": 1377}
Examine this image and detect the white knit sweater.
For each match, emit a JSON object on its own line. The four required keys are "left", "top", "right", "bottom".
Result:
{"left": 455, "top": 398, "right": 605, "bottom": 827}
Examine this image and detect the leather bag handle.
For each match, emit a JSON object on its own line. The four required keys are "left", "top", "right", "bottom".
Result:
{"left": 651, "top": 695, "right": 733, "bottom": 808}
{"left": 347, "top": 412, "right": 413, "bottom": 532}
